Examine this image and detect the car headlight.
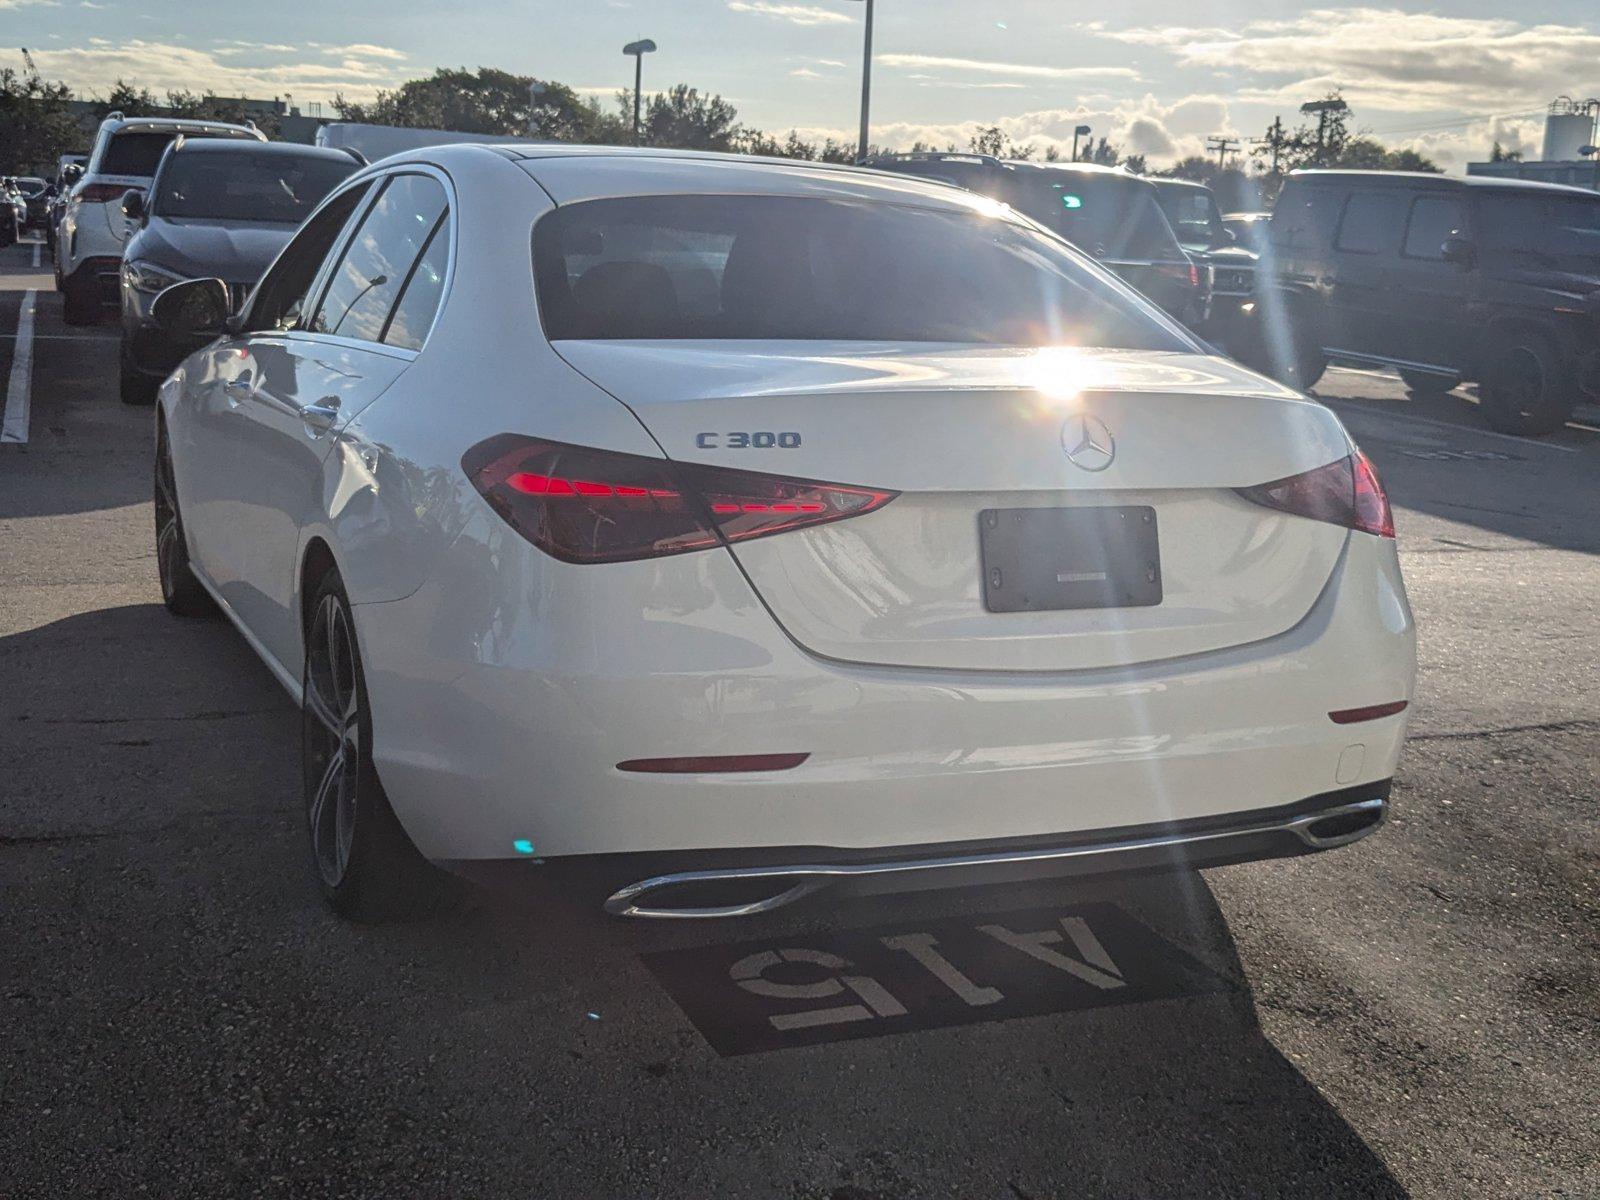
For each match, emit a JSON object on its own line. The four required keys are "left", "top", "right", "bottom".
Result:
{"left": 123, "top": 260, "right": 187, "bottom": 295}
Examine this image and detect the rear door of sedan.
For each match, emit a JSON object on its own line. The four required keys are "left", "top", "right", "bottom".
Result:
{"left": 226, "top": 168, "right": 452, "bottom": 671}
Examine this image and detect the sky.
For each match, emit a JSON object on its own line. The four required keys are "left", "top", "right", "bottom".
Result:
{"left": 7, "top": 0, "right": 1600, "bottom": 171}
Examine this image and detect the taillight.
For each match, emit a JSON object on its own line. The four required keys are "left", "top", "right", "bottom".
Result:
{"left": 78, "top": 183, "right": 135, "bottom": 204}
{"left": 1236, "top": 450, "right": 1395, "bottom": 538}
{"left": 1155, "top": 261, "right": 1203, "bottom": 290}
{"left": 462, "top": 435, "right": 897, "bottom": 564}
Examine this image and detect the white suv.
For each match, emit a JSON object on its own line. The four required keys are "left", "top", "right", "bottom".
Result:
{"left": 57, "top": 113, "right": 265, "bottom": 325}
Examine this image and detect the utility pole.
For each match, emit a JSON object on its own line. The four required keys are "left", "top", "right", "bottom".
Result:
{"left": 1206, "top": 135, "right": 1241, "bottom": 170}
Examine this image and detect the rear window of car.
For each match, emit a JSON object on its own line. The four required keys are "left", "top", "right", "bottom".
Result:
{"left": 1270, "top": 185, "right": 1343, "bottom": 252}
{"left": 1004, "top": 174, "right": 1184, "bottom": 261}
{"left": 532, "top": 194, "right": 1189, "bottom": 349}
{"left": 1476, "top": 192, "right": 1600, "bottom": 270}
{"left": 101, "top": 130, "right": 253, "bottom": 177}
{"left": 1154, "top": 185, "right": 1223, "bottom": 252}
{"left": 152, "top": 151, "right": 356, "bottom": 223}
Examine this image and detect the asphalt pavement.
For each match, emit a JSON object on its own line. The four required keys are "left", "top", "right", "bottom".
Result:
{"left": 2, "top": 235, "right": 1597, "bottom": 1199}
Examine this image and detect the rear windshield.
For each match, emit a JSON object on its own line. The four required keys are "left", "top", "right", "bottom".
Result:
{"left": 152, "top": 151, "right": 355, "bottom": 223}
{"left": 1475, "top": 193, "right": 1600, "bottom": 271}
{"left": 532, "top": 194, "right": 1188, "bottom": 348}
{"left": 101, "top": 130, "right": 251, "bottom": 178}
{"left": 1003, "top": 174, "right": 1184, "bottom": 261}
{"left": 1153, "top": 185, "right": 1224, "bottom": 252}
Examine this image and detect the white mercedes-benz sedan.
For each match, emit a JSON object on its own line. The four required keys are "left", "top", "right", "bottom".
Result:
{"left": 148, "top": 145, "right": 1415, "bottom": 921}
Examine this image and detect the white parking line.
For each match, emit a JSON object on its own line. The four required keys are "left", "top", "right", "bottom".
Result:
{"left": 1334, "top": 402, "right": 1579, "bottom": 453}
{"left": 31, "top": 241, "right": 41, "bottom": 269}
{"left": 1, "top": 289, "right": 37, "bottom": 444}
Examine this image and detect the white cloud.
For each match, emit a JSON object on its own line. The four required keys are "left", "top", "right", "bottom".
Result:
{"left": 0, "top": 0, "right": 58, "bottom": 9}
{"left": 27, "top": 39, "right": 408, "bottom": 102}
{"left": 788, "top": 93, "right": 1240, "bottom": 165}
{"left": 1095, "top": 8, "right": 1600, "bottom": 112}
{"left": 325, "top": 43, "right": 408, "bottom": 62}
{"left": 879, "top": 54, "right": 1139, "bottom": 81}
{"left": 790, "top": 67, "right": 822, "bottom": 79}
{"left": 727, "top": 1, "right": 852, "bottom": 26}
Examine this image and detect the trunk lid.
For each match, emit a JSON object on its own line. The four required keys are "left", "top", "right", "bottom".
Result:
{"left": 556, "top": 342, "right": 1354, "bottom": 671}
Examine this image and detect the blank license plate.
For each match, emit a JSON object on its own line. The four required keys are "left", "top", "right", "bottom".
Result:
{"left": 979, "top": 506, "right": 1162, "bottom": 613}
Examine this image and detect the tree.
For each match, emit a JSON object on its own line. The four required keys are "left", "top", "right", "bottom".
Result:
{"left": 1490, "top": 141, "right": 1522, "bottom": 163}
{"left": 334, "top": 67, "right": 625, "bottom": 143}
{"left": 0, "top": 67, "right": 80, "bottom": 174}
{"left": 635, "top": 84, "right": 740, "bottom": 151}
{"left": 968, "top": 125, "right": 1035, "bottom": 160}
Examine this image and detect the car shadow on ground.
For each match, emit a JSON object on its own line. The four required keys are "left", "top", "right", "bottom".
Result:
{"left": 1, "top": 610, "right": 1409, "bottom": 1197}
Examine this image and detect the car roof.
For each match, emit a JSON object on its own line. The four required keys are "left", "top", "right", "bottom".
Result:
{"left": 1222, "top": 211, "right": 1270, "bottom": 221}
{"left": 1289, "top": 169, "right": 1599, "bottom": 198}
{"left": 361, "top": 143, "right": 1017, "bottom": 215}
{"left": 1148, "top": 177, "right": 1210, "bottom": 192}
{"left": 100, "top": 115, "right": 263, "bottom": 138}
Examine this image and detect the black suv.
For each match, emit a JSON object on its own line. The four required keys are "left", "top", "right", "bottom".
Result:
{"left": 860, "top": 153, "right": 1210, "bottom": 328}
{"left": 1148, "top": 176, "right": 1258, "bottom": 352}
{"left": 1257, "top": 170, "right": 1600, "bottom": 435}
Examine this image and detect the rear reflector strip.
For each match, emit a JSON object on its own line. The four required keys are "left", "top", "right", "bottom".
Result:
{"left": 1329, "top": 701, "right": 1408, "bottom": 724}
{"left": 617, "top": 753, "right": 810, "bottom": 774}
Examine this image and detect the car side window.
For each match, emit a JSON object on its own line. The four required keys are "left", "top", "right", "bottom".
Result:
{"left": 1401, "top": 196, "right": 1467, "bottom": 260}
{"left": 243, "top": 182, "right": 373, "bottom": 334}
{"left": 378, "top": 214, "right": 450, "bottom": 351}
{"left": 1335, "top": 193, "right": 1407, "bottom": 256}
{"left": 308, "top": 173, "right": 448, "bottom": 345}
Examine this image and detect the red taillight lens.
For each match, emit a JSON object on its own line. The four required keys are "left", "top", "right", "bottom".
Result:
{"left": 1236, "top": 450, "right": 1394, "bottom": 538}
{"left": 1155, "top": 261, "right": 1202, "bottom": 290}
{"left": 463, "top": 435, "right": 897, "bottom": 564}
{"left": 78, "top": 183, "right": 135, "bottom": 204}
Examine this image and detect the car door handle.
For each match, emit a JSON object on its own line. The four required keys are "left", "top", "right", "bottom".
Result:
{"left": 300, "top": 397, "right": 341, "bottom": 434}
{"left": 223, "top": 377, "right": 253, "bottom": 406}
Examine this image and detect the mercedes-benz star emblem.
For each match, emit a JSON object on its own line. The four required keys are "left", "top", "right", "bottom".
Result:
{"left": 1061, "top": 414, "right": 1116, "bottom": 472}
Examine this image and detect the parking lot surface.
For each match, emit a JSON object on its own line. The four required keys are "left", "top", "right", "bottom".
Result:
{"left": 2, "top": 236, "right": 1597, "bottom": 1198}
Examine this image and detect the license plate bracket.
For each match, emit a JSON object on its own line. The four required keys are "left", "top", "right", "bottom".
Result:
{"left": 979, "top": 506, "right": 1162, "bottom": 613}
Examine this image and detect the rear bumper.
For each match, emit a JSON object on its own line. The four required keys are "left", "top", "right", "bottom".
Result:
{"left": 357, "top": 522, "right": 1415, "bottom": 864}
{"left": 455, "top": 782, "right": 1391, "bottom": 918}
{"left": 63, "top": 257, "right": 122, "bottom": 304}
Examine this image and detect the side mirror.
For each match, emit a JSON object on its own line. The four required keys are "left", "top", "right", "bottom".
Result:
{"left": 1440, "top": 236, "right": 1477, "bottom": 267}
{"left": 151, "top": 278, "right": 231, "bottom": 340}
{"left": 120, "top": 189, "right": 144, "bottom": 222}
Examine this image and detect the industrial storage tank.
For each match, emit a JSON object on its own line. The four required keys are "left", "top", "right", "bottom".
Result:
{"left": 1543, "top": 98, "right": 1598, "bottom": 161}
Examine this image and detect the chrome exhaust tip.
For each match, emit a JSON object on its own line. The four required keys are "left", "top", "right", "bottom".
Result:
{"left": 1291, "top": 798, "right": 1388, "bottom": 849}
{"left": 603, "top": 869, "right": 831, "bottom": 919}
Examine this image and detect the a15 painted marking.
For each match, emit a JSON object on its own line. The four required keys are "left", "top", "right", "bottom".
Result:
{"left": 643, "top": 902, "right": 1232, "bottom": 1056}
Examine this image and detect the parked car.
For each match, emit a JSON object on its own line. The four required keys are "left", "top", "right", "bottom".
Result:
{"left": 1223, "top": 211, "right": 1272, "bottom": 254}
{"left": 46, "top": 158, "right": 86, "bottom": 259}
{"left": 57, "top": 114, "right": 264, "bottom": 325}
{"left": 0, "top": 179, "right": 24, "bottom": 248}
{"left": 11, "top": 176, "right": 50, "bottom": 228}
{"left": 148, "top": 145, "right": 1412, "bottom": 921}
{"left": 117, "top": 138, "right": 362, "bottom": 405}
{"left": 1257, "top": 170, "right": 1600, "bottom": 434}
{"left": 860, "top": 153, "right": 1211, "bottom": 327}
{"left": 1149, "top": 177, "right": 1258, "bottom": 351}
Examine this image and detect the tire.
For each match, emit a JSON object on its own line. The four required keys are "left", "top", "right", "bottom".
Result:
{"left": 119, "top": 344, "right": 158, "bottom": 406}
{"left": 154, "top": 419, "right": 218, "bottom": 617}
{"left": 1399, "top": 368, "right": 1458, "bottom": 396}
{"left": 1478, "top": 329, "right": 1573, "bottom": 437}
{"left": 302, "top": 569, "right": 453, "bottom": 922}
{"left": 62, "top": 278, "right": 98, "bottom": 326}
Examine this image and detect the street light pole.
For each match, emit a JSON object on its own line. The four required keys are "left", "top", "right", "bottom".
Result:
{"left": 623, "top": 39, "right": 656, "bottom": 146}
{"left": 856, "top": 0, "right": 874, "bottom": 159}
{"left": 1072, "top": 124, "right": 1091, "bottom": 162}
